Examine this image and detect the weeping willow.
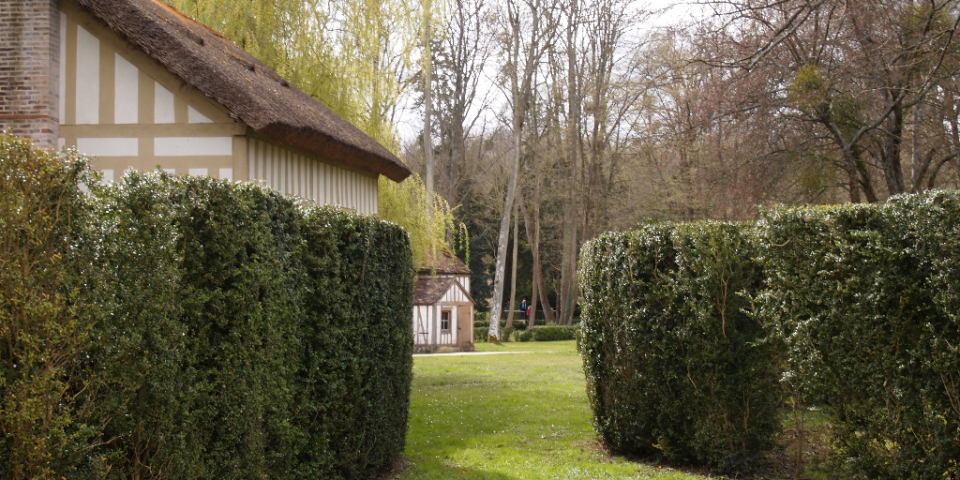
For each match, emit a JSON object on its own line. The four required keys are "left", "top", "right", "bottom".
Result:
{"left": 167, "top": 0, "right": 409, "bottom": 141}
{"left": 165, "top": 0, "right": 465, "bottom": 265}
{"left": 379, "top": 174, "right": 466, "bottom": 267}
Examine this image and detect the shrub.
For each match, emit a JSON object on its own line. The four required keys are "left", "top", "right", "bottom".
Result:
{"left": 474, "top": 312, "right": 528, "bottom": 342}
{"left": 579, "top": 222, "right": 780, "bottom": 473}
{"left": 0, "top": 138, "right": 414, "bottom": 480}
{"left": 579, "top": 192, "right": 960, "bottom": 478}
{"left": 756, "top": 192, "right": 960, "bottom": 479}
{"left": 528, "top": 325, "right": 578, "bottom": 342}
{"left": 82, "top": 171, "right": 193, "bottom": 478}
{"left": 517, "top": 329, "right": 534, "bottom": 342}
{"left": 0, "top": 135, "right": 98, "bottom": 478}
{"left": 297, "top": 202, "right": 414, "bottom": 479}
{"left": 94, "top": 174, "right": 413, "bottom": 480}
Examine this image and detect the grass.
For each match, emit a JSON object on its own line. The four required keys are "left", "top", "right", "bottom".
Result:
{"left": 396, "top": 340, "right": 710, "bottom": 480}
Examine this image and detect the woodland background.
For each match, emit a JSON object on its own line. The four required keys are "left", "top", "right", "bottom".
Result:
{"left": 167, "top": 0, "right": 960, "bottom": 325}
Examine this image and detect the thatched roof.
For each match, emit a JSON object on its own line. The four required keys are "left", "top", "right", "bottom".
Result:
{"left": 76, "top": 0, "right": 411, "bottom": 182}
{"left": 413, "top": 277, "right": 454, "bottom": 305}
{"left": 413, "top": 276, "right": 474, "bottom": 305}
{"left": 417, "top": 249, "right": 471, "bottom": 275}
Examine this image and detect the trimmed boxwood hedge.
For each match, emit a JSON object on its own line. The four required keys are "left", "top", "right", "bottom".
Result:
{"left": 579, "top": 222, "right": 780, "bottom": 473}
{"left": 757, "top": 193, "right": 960, "bottom": 479}
{"left": 1, "top": 137, "right": 413, "bottom": 480}
{"left": 527, "top": 325, "right": 579, "bottom": 342}
{"left": 580, "top": 192, "right": 960, "bottom": 478}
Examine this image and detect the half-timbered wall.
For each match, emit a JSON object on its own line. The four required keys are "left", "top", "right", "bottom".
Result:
{"left": 440, "top": 282, "right": 469, "bottom": 304}
{"left": 57, "top": 1, "right": 246, "bottom": 180}
{"left": 413, "top": 304, "right": 432, "bottom": 345}
{"left": 428, "top": 275, "right": 470, "bottom": 293}
{"left": 437, "top": 305, "right": 458, "bottom": 345}
{"left": 56, "top": 0, "right": 379, "bottom": 215}
{"left": 413, "top": 303, "right": 459, "bottom": 347}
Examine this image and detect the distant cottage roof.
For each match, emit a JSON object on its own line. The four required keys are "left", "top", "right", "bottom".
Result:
{"left": 417, "top": 249, "right": 471, "bottom": 275}
{"left": 413, "top": 277, "right": 455, "bottom": 305}
{"left": 76, "top": 0, "right": 411, "bottom": 182}
{"left": 413, "top": 276, "right": 474, "bottom": 305}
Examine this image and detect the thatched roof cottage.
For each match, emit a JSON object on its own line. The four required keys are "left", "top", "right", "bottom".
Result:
{"left": 413, "top": 250, "right": 475, "bottom": 353}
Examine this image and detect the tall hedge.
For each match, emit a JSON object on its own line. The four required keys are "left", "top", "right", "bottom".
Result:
{"left": 0, "top": 136, "right": 414, "bottom": 480}
{"left": 580, "top": 192, "right": 960, "bottom": 478}
{"left": 579, "top": 222, "right": 780, "bottom": 473}
{"left": 757, "top": 192, "right": 960, "bottom": 479}
{"left": 297, "top": 202, "right": 414, "bottom": 479}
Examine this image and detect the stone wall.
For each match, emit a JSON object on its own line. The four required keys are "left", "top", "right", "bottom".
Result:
{"left": 0, "top": 0, "right": 60, "bottom": 148}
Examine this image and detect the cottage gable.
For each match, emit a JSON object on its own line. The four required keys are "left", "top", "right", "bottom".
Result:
{"left": 48, "top": 0, "right": 384, "bottom": 215}
{"left": 59, "top": 0, "right": 240, "bottom": 180}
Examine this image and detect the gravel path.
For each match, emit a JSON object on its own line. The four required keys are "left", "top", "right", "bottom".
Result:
{"left": 414, "top": 350, "right": 533, "bottom": 357}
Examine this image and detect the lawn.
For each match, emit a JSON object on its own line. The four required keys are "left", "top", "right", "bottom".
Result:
{"left": 397, "top": 340, "right": 710, "bottom": 480}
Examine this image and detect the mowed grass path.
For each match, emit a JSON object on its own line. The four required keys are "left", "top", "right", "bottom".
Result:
{"left": 398, "top": 341, "right": 709, "bottom": 480}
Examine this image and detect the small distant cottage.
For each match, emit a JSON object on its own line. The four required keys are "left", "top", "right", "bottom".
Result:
{"left": 0, "top": 0, "right": 410, "bottom": 213}
{"left": 413, "top": 251, "right": 474, "bottom": 353}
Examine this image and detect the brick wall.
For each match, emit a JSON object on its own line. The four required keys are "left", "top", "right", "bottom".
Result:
{"left": 0, "top": 0, "right": 60, "bottom": 149}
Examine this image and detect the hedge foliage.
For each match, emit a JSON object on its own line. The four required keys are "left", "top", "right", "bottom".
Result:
{"left": 526, "top": 325, "right": 578, "bottom": 342}
{"left": 580, "top": 193, "right": 960, "bottom": 478}
{"left": 0, "top": 135, "right": 414, "bottom": 480}
{"left": 579, "top": 222, "right": 780, "bottom": 472}
{"left": 0, "top": 135, "right": 98, "bottom": 479}
{"left": 757, "top": 193, "right": 960, "bottom": 479}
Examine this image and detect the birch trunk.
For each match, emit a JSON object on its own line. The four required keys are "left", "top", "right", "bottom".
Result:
{"left": 506, "top": 203, "right": 520, "bottom": 329}
{"left": 487, "top": 129, "right": 521, "bottom": 341}
{"left": 423, "top": 1, "right": 435, "bottom": 195}
{"left": 490, "top": 0, "right": 556, "bottom": 340}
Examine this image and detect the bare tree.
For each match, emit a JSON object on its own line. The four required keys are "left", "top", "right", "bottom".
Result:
{"left": 698, "top": 0, "right": 960, "bottom": 202}
{"left": 433, "top": 0, "right": 495, "bottom": 204}
{"left": 487, "top": 0, "right": 561, "bottom": 341}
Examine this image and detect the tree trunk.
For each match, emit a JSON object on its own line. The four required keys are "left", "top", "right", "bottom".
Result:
{"left": 854, "top": 150, "right": 879, "bottom": 203}
{"left": 841, "top": 147, "right": 862, "bottom": 203}
{"left": 521, "top": 195, "right": 554, "bottom": 325}
{"left": 559, "top": 0, "right": 580, "bottom": 325}
{"left": 566, "top": 242, "right": 580, "bottom": 326}
{"left": 558, "top": 196, "right": 573, "bottom": 323}
{"left": 488, "top": 122, "right": 522, "bottom": 341}
{"left": 521, "top": 195, "right": 556, "bottom": 324}
{"left": 881, "top": 93, "right": 905, "bottom": 196}
{"left": 506, "top": 202, "right": 520, "bottom": 329}
{"left": 423, "top": 0, "right": 435, "bottom": 195}
{"left": 912, "top": 101, "right": 923, "bottom": 192}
